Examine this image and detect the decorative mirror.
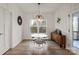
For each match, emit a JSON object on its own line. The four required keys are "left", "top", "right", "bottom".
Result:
{"left": 17, "top": 16, "right": 22, "bottom": 25}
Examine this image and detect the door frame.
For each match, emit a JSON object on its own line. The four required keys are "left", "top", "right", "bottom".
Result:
{"left": 70, "top": 8, "right": 79, "bottom": 49}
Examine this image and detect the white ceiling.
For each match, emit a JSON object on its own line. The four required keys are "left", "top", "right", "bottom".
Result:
{"left": 15, "top": 3, "right": 63, "bottom": 13}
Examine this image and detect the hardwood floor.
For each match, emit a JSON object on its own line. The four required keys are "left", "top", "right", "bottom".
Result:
{"left": 4, "top": 40, "right": 75, "bottom": 55}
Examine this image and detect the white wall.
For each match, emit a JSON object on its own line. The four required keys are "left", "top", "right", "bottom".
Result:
{"left": 7, "top": 5, "right": 23, "bottom": 48}
{"left": 22, "top": 12, "right": 55, "bottom": 39}
{"left": 11, "top": 7, "right": 23, "bottom": 48}
{"left": 0, "top": 4, "right": 23, "bottom": 54}
{"left": 54, "top": 3, "right": 79, "bottom": 54}
{"left": 0, "top": 4, "right": 12, "bottom": 54}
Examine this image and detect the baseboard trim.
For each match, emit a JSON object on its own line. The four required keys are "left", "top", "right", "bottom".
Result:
{"left": 3, "top": 48, "right": 11, "bottom": 55}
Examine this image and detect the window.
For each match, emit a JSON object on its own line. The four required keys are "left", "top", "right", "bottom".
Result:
{"left": 30, "top": 19, "right": 46, "bottom": 34}
{"left": 73, "top": 16, "right": 79, "bottom": 40}
{"left": 73, "top": 14, "right": 79, "bottom": 48}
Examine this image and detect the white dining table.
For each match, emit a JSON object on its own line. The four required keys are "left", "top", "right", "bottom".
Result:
{"left": 31, "top": 33, "right": 48, "bottom": 38}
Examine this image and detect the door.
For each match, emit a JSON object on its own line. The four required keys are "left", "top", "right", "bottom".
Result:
{"left": 72, "top": 11, "right": 79, "bottom": 48}
{"left": 0, "top": 8, "right": 5, "bottom": 54}
{"left": 4, "top": 10, "right": 11, "bottom": 51}
{"left": 0, "top": 8, "right": 11, "bottom": 54}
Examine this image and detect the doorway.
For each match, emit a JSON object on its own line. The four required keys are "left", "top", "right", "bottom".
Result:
{"left": 0, "top": 8, "right": 12, "bottom": 54}
{"left": 72, "top": 11, "right": 79, "bottom": 48}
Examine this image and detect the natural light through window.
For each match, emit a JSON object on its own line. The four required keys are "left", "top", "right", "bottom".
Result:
{"left": 30, "top": 19, "right": 47, "bottom": 34}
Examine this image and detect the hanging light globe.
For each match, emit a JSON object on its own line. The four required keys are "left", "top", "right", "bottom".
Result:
{"left": 34, "top": 3, "right": 44, "bottom": 22}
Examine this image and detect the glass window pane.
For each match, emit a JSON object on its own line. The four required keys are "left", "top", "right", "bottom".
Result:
{"left": 73, "top": 32, "right": 77, "bottom": 39}
{"left": 31, "top": 20, "right": 37, "bottom": 26}
{"left": 39, "top": 27, "right": 46, "bottom": 33}
{"left": 73, "top": 16, "right": 78, "bottom": 31}
{"left": 73, "top": 32, "right": 79, "bottom": 40}
{"left": 31, "top": 27, "right": 37, "bottom": 33}
{"left": 39, "top": 20, "right": 46, "bottom": 27}
{"left": 42, "top": 21, "right": 46, "bottom": 25}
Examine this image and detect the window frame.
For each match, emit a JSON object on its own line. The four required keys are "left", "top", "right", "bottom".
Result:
{"left": 30, "top": 19, "right": 47, "bottom": 34}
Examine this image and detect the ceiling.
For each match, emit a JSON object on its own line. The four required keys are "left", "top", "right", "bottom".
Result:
{"left": 15, "top": 3, "right": 63, "bottom": 13}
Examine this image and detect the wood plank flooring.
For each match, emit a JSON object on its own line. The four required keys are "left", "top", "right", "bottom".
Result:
{"left": 4, "top": 40, "right": 75, "bottom": 55}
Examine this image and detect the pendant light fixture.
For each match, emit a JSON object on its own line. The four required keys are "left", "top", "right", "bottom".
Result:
{"left": 35, "top": 3, "right": 44, "bottom": 22}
